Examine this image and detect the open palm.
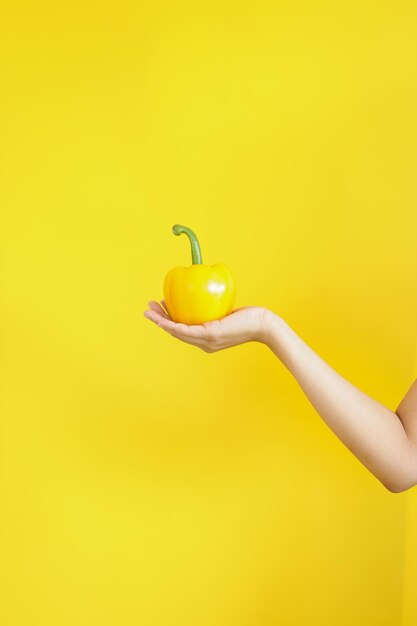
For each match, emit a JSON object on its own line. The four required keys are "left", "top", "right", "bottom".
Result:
{"left": 143, "top": 300, "right": 269, "bottom": 352}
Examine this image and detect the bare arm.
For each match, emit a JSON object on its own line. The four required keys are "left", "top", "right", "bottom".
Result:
{"left": 144, "top": 300, "right": 417, "bottom": 493}
{"left": 263, "top": 311, "right": 417, "bottom": 493}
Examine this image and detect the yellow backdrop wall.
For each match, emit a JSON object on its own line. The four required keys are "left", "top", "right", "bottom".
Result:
{"left": 1, "top": 2, "right": 417, "bottom": 625}
{"left": 402, "top": 343, "right": 417, "bottom": 626}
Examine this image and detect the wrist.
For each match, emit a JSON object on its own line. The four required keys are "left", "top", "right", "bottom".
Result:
{"left": 262, "top": 311, "right": 304, "bottom": 373}
{"left": 259, "top": 309, "right": 287, "bottom": 346}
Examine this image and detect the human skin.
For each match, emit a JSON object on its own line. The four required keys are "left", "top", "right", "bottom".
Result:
{"left": 143, "top": 301, "right": 417, "bottom": 493}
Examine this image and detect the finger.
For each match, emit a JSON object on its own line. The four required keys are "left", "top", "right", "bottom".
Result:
{"left": 157, "top": 317, "right": 208, "bottom": 340}
{"left": 160, "top": 300, "right": 170, "bottom": 315}
{"left": 145, "top": 312, "right": 211, "bottom": 351}
{"left": 148, "top": 301, "right": 170, "bottom": 319}
{"left": 143, "top": 309, "right": 165, "bottom": 325}
{"left": 163, "top": 328, "right": 209, "bottom": 350}
{"left": 154, "top": 316, "right": 178, "bottom": 331}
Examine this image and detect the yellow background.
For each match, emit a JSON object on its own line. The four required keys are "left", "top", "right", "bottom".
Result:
{"left": 1, "top": 1, "right": 417, "bottom": 625}
{"left": 403, "top": 336, "right": 417, "bottom": 626}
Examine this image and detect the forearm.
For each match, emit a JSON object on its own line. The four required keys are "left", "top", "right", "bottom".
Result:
{"left": 263, "top": 311, "right": 417, "bottom": 492}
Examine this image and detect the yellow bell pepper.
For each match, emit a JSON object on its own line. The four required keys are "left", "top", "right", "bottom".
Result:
{"left": 163, "top": 224, "right": 236, "bottom": 325}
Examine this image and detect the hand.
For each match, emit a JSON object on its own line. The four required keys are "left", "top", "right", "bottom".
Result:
{"left": 143, "top": 300, "right": 271, "bottom": 353}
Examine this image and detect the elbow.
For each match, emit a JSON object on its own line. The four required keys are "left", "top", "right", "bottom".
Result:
{"left": 382, "top": 476, "right": 417, "bottom": 494}
{"left": 384, "top": 483, "right": 405, "bottom": 494}
{"left": 381, "top": 445, "right": 417, "bottom": 493}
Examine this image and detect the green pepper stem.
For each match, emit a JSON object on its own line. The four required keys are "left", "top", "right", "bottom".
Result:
{"left": 172, "top": 224, "right": 203, "bottom": 265}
